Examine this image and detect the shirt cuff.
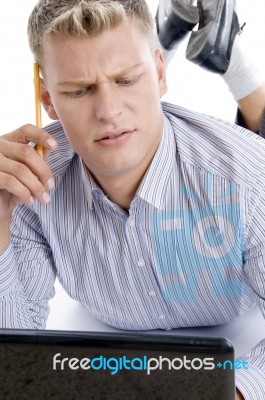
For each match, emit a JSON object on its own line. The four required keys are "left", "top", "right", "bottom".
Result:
{"left": 236, "top": 366, "right": 265, "bottom": 400}
{"left": 0, "top": 243, "right": 18, "bottom": 295}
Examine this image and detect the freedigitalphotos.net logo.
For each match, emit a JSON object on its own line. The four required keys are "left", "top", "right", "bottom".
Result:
{"left": 53, "top": 353, "right": 248, "bottom": 375}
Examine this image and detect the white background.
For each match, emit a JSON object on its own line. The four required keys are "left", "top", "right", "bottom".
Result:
{"left": 0, "top": 0, "right": 265, "bottom": 135}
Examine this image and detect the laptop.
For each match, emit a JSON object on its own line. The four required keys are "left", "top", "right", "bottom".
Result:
{"left": 0, "top": 329, "right": 235, "bottom": 400}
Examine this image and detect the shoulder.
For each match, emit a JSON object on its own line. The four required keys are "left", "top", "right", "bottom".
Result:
{"left": 162, "top": 101, "right": 265, "bottom": 149}
{"left": 162, "top": 101, "right": 265, "bottom": 190}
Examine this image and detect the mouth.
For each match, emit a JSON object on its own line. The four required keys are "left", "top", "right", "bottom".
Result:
{"left": 95, "top": 129, "right": 135, "bottom": 144}
{"left": 99, "top": 132, "right": 126, "bottom": 141}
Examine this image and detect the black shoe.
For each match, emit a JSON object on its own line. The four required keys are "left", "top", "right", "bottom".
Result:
{"left": 156, "top": 0, "right": 199, "bottom": 50}
{"left": 186, "top": 0, "right": 241, "bottom": 73}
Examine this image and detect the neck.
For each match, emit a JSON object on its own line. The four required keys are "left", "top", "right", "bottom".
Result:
{"left": 92, "top": 170, "right": 144, "bottom": 211}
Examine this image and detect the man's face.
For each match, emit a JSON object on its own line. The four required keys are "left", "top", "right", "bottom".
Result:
{"left": 41, "top": 19, "right": 167, "bottom": 183}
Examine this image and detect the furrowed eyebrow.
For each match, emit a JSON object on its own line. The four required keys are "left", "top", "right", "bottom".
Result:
{"left": 56, "top": 63, "right": 143, "bottom": 87}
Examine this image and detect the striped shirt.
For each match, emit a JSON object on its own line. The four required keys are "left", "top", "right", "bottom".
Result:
{"left": 1, "top": 102, "right": 265, "bottom": 399}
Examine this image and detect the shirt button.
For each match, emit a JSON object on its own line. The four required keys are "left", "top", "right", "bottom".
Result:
{"left": 128, "top": 217, "right": 135, "bottom": 227}
{"left": 148, "top": 290, "right": 156, "bottom": 297}
{"left": 158, "top": 315, "right": 166, "bottom": 320}
{"left": 137, "top": 258, "right": 145, "bottom": 267}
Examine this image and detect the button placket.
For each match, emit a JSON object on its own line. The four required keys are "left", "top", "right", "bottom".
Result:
{"left": 125, "top": 207, "right": 171, "bottom": 328}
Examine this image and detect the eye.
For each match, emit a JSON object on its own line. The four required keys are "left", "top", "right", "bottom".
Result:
{"left": 65, "top": 87, "right": 91, "bottom": 98}
{"left": 73, "top": 89, "right": 87, "bottom": 97}
{"left": 115, "top": 75, "right": 140, "bottom": 86}
{"left": 116, "top": 78, "right": 134, "bottom": 85}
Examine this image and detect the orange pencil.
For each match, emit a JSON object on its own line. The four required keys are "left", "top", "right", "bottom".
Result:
{"left": 33, "top": 62, "right": 43, "bottom": 157}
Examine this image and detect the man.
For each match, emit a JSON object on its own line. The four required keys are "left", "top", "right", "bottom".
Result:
{"left": 0, "top": 1, "right": 264, "bottom": 399}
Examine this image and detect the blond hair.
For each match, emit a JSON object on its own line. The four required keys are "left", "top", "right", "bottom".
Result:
{"left": 28, "top": 0, "right": 154, "bottom": 63}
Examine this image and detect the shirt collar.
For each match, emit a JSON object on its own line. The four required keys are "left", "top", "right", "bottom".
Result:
{"left": 80, "top": 158, "right": 101, "bottom": 209}
{"left": 135, "top": 114, "right": 175, "bottom": 210}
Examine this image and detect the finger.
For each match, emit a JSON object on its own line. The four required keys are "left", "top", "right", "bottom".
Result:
{"left": 0, "top": 155, "right": 52, "bottom": 205}
{"left": 0, "top": 172, "right": 34, "bottom": 206}
{"left": 43, "top": 148, "right": 52, "bottom": 161}
{"left": 0, "top": 141, "right": 55, "bottom": 191}
{"left": 2, "top": 124, "right": 57, "bottom": 150}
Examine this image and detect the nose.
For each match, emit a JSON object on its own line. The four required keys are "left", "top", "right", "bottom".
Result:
{"left": 95, "top": 83, "right": 122, "bottom": 123}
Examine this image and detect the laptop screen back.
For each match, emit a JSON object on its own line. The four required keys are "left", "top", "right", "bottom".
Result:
{"left": 0, "top": 330, "right": 235, "bottom": 400}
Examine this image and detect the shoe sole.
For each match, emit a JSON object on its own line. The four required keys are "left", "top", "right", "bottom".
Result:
{"left": 186, "top": 0, "right": 236, "bottom": 72}
{"left": 156, "top": 0, "right": 199, "bottom": 50}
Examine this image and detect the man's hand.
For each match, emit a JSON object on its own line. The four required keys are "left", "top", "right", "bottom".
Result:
{"left": 0, "top": 124, "right": 57, "bottom": 219}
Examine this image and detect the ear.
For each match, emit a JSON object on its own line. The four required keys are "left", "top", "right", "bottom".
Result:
{"left": 40, "top": 79, "right": 59, "bottom": 120}
{"left": 155, "top": 49, "right": 168, "bottom": 97}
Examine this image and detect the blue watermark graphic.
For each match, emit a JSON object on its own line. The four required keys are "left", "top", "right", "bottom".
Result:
{"left": 151, "top": 174, "right": 244, "bottom": 303}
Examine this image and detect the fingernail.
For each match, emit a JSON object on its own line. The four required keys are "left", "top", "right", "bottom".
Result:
{"left": 47, "top": 138, "right": 57, "bottom": 148}
{"left": 46, "top": 177, "right": 55, "bottom": 190}
{"left": 29, "top": 196, "right": 34, "bottom": 205}
{"left": 42, "top": 192, "right": 51, "bottom": 203}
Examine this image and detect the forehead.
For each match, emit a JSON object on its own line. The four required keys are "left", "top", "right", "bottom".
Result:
{"left": 41, "top": 19, "right": 153, "bottom": 80}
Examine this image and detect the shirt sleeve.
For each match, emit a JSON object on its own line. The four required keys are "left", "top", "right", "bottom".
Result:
{"left": 0, "top": 205, "right": 56, "bottom": 329}
{"left": 235, "top": 171, "right": 265, "bottom": 399}
{"left": 236, "top": 340, "right": 265, "bottom": 400}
